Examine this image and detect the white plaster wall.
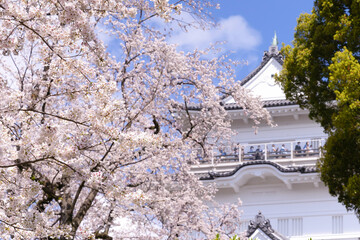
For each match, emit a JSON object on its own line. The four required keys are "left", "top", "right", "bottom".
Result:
{"left": 231, "top": 114, "right": 327, "bottom": 144}
{"left": 214, "top": 182, "right": 360, "bottom": 239}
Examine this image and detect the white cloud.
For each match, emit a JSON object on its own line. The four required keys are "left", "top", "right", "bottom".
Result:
{"left": 169, "top": 15, "right": 262, "bottom": 52}
{"left": 95, "top": 14, "right": 261, "bottom": 60}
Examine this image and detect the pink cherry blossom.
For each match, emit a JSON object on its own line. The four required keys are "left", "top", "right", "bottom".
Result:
{"left": 0, "top": 0, "right": 271, "bottom": 239}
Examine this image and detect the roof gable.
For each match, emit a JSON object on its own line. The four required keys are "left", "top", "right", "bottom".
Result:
{"left": 241, "top": 51, "right": 283, "bottom": 86}
{"left": 247, "top": 212, "right": 288, "bottom": 240}
{"left": 222, "top": 51, "right": 285, "bottom": 105}
{"left": 242, "top": 57, "right": 285, "bottom": 101}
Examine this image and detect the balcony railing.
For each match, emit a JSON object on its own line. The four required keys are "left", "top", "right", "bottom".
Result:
{"left": 191, "top": 139, "right": 326, "bottom": 173}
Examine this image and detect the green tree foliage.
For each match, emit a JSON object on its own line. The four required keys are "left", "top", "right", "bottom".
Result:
{"left": 276, "top": 0, "right": 360, "bottom": 217}
{"left": 321, "top": 49, "right": 360, "bottom": 216}
{"left": 212, "top": 234, "right": 241, "bottom": 240}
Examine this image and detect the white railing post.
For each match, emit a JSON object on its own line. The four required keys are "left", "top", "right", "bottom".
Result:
{"left": 319, "top": 139, "right": 322, "bottom": 158}
{"left": 291, "top": 142, "right": 294, "bottom": 159}
{"left": 264, "top": 144, "right": 267, "bottom": 161}
{"left": 238, "top": 144, "right": 242, "bottom": 163}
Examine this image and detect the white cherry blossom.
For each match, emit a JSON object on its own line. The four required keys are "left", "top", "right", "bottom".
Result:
{"left": 0, "top": 0, "right": 271, "bottom": 239}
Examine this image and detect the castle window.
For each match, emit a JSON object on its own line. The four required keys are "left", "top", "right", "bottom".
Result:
{"left": 332, "top": 215, "right": 343, "bottom": 234}
{"left": 291, "top": 217, "right": 303, "bottom": 236}
{"left": 278, "top": 218, "right": 289, "bottom": 236}
{"left": 278, "top": 217, "right": 303, "bottom": 236}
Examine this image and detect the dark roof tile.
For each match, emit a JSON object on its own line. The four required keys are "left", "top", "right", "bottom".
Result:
{"left": 188, "top": 99, "right": 297, "bottom": 111}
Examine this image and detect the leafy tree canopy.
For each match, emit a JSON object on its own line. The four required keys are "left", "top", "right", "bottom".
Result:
{"left": 276, "top": 0, "right": 360, "bottom": 217}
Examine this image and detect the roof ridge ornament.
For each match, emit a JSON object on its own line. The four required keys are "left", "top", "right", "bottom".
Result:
{"left": 272, "top": 31, "right": 278, "bottom": 46}
{"left": 268, "top": 31, "right": 279, "bottom": 55}
{"left": 262, "top": 31, "right": 282, "bottom": 62}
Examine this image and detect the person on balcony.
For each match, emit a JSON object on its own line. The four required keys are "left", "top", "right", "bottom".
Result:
{"left": 241, "top": 146, "right": 256, "bottom": 160}
{"left": 219, "top": 148, "right": 227, "bottom": 156}
{"left": 303, "top": 142, "right": 310, "bottom": 156}
{"left": 308, "top": 144, "right": 314, "bottom": 155}
{"left": 295, "top": 142, "right": 302, "bottom": 157}
{"left": 255, "top": 145, "right": 263, "bottom": 160}
{"left": 232, "top": 144, "right": 238, "bottom": 156}
{"left": 271, "top": 144, "right": 278, "bottom": 153}
{"left": 270, "top": 144, "right": 278, "bottom": 159}
{"left": 218, "top": 148, "right": 227, "bottom": 163}
{"left": 279, "top": 144, "right": 288, "bottom": 158}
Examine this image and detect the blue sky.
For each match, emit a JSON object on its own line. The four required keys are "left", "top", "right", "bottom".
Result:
{"left": 170, "top": 0, "right": 315, "bottom": 79}
{"left": 101, "top": 1, "right": 315, "bottom": 80}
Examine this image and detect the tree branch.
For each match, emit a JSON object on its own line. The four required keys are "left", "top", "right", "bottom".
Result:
{"left": 91, "top": 142, "right": 114, "bottom": 172}
{"left": 0, "top": 157, "right": 51, "bottom": 168}
{"left": 19, "top": 108, "right": 90, "bottom": 127}
{"left": 69, "top": 181, "right": 85, "bottom": 218}
{"left": 71, "top": 188, "right": 98, "bottom": 236}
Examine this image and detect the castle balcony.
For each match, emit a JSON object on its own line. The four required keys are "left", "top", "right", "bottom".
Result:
{"left": 190, "top": 139, "right": 326, "bottom": 174}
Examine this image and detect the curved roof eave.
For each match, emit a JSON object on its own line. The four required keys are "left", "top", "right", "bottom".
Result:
{"left": 199, "top": 160, "right": 317, "bottom": 181}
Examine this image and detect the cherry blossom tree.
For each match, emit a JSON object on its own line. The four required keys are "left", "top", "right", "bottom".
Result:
{"left": 0, "top": 0, "right": 271, "bottom": 239}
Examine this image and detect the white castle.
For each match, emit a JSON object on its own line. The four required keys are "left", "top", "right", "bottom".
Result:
{"left": 190, "top": 34, "right": 360, "bottom": 240}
